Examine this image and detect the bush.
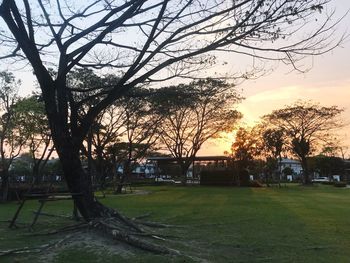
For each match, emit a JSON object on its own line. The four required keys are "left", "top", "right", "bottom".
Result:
{"left": 238, "top": 170, "right": 250, "bottom": 186}
{"left": 334, "top": 181, "right": 347, "bottom": 188}
{"left": 321, "top": 181, "right": 334, "bottom": 185}
{"left": 249, "top": 180, "right": 263, "bottom": 187}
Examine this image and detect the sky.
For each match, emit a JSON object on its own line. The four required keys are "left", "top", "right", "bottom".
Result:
{"left": 1, "top": 0, "right": 349, "bottom": 157}
{"left": 199, "top": 0, "right": 350, "bottom": 156}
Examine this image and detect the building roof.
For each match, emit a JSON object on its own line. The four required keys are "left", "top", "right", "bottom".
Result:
{"left": 280, "top": 158, "right": 301, "bottom": 164}
{"left": 147, "top": 156, "right": 231, "bottom": 162}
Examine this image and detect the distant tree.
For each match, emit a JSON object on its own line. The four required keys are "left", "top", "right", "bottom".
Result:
{"left": 308, "top": 155, "right": 344, "bottom": 178}
{"left": 229, "top": 126, "right": 262, "bottom": 184}
{"left": 87, "top": 104, "right": 126, "bottom": 187}
{"left": 264, "top": 101, "right": 343, "bottom": 184}
{"left": 260, "top": 127, "right": 286, "bottom": 185}
{"left": 9, "top": 153, "right": 32, "bottom": 178}
{"left": 153, "top": 79, "right": 241, "bottom": 184}
{"left": 114, "top": 93, "right": 161, "bottom": 193}
{"left": 282, "top": 166, "right": 294, "bottom": 177}
{"left": 42, "top": 158, "right": 64, "bottom": 178}
{"left": 14, "top": 95, "right": 53, "bottom": 182}
{"left": 0, "top": 71, "right": 26, "bottom": 201}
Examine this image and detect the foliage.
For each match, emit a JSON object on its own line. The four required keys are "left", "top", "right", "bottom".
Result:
{"left": 334, "top": 181, "right": 347, "bottom": 187}
{"left": 13, "top": 95, "right": 53, "bottom": 180}
{"left": 282, "top": 166, "right": 294, "bottom": 176}
{"left": 118, "top": 90, "right": 162, "bottom": 164}
{"left": 42, "top": 158, "right": 64, "bottom": 176}
{"left": 308, "top": 155, "right": 344, "bottom": 177}
{"left": 9, "top": 153, "right": 32, "bottom": 176}
{"left": 261, "top": 127, "right": 285, "bottom": 159}
{"left": 229, "top": 126, "right": 262, "bottom": 172}
{"left": 153, "top": 78, "right": 241, "bottom": 181}
{"left": 263, "top": 101, "right": 344, "bottom": 184}
{"left": 0, "top": 71, "right": 23, "bottom": 163}
{"left": 0, "top": 71, "right": 26, "bottom": 200}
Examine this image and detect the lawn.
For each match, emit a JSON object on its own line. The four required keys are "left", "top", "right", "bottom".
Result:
{"left": 0, "top": 184, "right": 350, "bottom": 262}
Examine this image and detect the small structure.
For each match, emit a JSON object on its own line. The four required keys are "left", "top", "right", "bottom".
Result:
{"left": 146, "top": 156, "right": 232, "bottom": 182}
{"left": 279, "top": 158, "right": 302, "bottom": 180}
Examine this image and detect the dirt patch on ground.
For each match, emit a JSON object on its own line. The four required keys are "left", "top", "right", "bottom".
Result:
{"left": 36, "top": 225, "right": 209, "bottom": 262}
{"left": 38, "top": 229, "right": 137, "bottom": 262}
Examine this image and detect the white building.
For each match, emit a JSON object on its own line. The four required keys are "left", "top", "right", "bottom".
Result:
{"left": 279, "top": 158, "right": 303, "bottom": 177}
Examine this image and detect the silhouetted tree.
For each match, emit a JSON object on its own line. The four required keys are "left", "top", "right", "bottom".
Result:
{"left": 153, "top": 79, "right": 241, "bottom": 184}
{"left": 115, "top": 93, "right": 161, "bottom": 193}
{"left": 0, "top": 71, "right": 26, "bottom": 201}
{"left": 229, "top": 126, "right": 262, "bottom": 185}
{"left": 309, "top": 155, "right": 344, "bottom": 178}
{"left": 264, "top": 101, "right": 343, "bottom": 184}
{"left": 261, "top": 127, "right": 286, "bottom": 185}
{"left": 14, "top": 95, "right": 53, "bottom": 183}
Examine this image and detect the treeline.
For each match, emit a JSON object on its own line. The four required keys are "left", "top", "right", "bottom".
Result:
{"left": 0, "top": 70, "right": 346, "bottom": 200}
{"left": 227, "top": 101, "right": 345, "bottom": 185}
{"left": 0, "top": 70, "right": 242, "bottom": 199}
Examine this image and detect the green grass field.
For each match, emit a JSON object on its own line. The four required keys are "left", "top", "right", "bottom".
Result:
{"left": 1, "top": 184, "right": 350, "bottom": 262}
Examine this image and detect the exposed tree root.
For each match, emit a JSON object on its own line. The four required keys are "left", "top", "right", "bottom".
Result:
{"left": 131, "top": 212, "right": 153, "bottom": 220}
{"left": 24, "top": 222, "right": 89, "bottom": 236}
{"left": 111, "top": 210, "right": 144, "bottom": 233}
{"left": 5, "top": 203, "right": 183, "bottom": 256}
{"left": 0, "top": 235, "right": 72, "bottom": 257}
{"left": 91, "top": 218, "right": 181, "bottom": 255}
{"left": 132, "top": 219, "right": 181, "bottom": 229}
{"left": 31, "top": 210, "right": 76, "bottom": 219}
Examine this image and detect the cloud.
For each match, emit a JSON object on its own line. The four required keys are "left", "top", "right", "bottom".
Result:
{"left": 247, "top": 86, "right": 303, "bottom": 103}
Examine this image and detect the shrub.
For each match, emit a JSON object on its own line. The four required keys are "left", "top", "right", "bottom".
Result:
{"left": 238, "top": 170, "right": 250, "bottom": 186}
{"left": 334, "top": 181, "right": 347, "bottom": 188}
{"left": 321, "top": 181, "right": 334, "bottom": 185}
{"left": 249, "top": 180, "right": 263, "bottom": 187}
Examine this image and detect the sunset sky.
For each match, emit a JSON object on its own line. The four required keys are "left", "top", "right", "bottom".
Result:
{"left": 1, "top": 0, "right": 349, "bottom": 157}
{"left": 200, "top": 0, "right": 350, "bottom": 156}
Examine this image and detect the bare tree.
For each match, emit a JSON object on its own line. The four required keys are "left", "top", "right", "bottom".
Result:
{"left": 263, "top": 101, "right": 343, "bottom": 184}
{"left": 0, "top": 0, "right": 345, "bottom": 250}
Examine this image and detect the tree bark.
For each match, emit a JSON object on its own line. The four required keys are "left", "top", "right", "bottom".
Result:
{"left": 56, "top": 141, "right": 102, "bottom": 219}
{"left": 1, "top": 173, "right": 9, "bottom": 202}
{"left": 180, "top": 162, "right": 190, "bottom": 185}
{"left": 301, "top": 157, "right": 311, "bottom": 185}
{"left": 32, "top": 163, "right": 41, "bottom": 184}
{"left": 116, "top": 160, "right": 131, "bottom": 194}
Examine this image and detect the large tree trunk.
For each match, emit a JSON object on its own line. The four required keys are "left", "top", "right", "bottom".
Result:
{"left": 95, "top": 146, "right": 106, "bottom": 188}
{"left": 39, "top": 76, "right": 105, "bottom": 220}
{"left": 31, "top": 77, "right": 109, "bottom": 221}
{"left": 116, "top": 160, "right": 131, "bottom": 194}
{"left": 301, "top": 157, "right": 311, "bottom": 185}
{"left": 32, "top": 163, "right": 41, "bottom": 185}
{"left": 116, "top": 174, "right": 126, "bottom": 194}
{"left": 55, "top": 137, "right": 105, "bottom": 220}
{"left": 1, "top": 173, "right": 9, "bottom": 202}
{"left": 180, "top": 162, "right": 190, "bottom": 185}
